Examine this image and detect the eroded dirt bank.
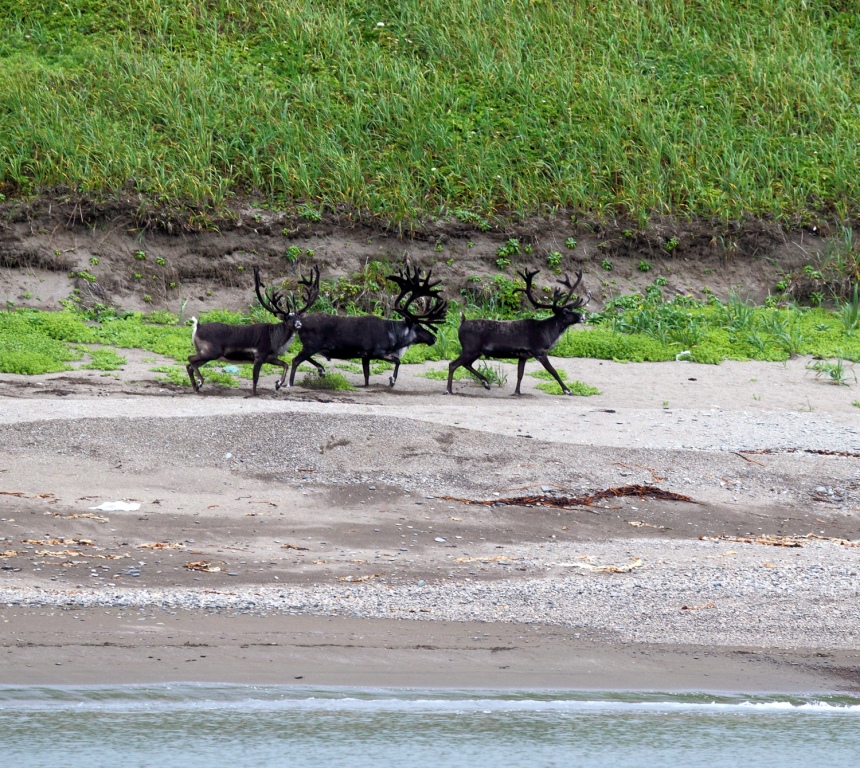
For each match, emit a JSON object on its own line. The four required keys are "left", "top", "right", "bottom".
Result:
{"left": 0, "top": 200, "right": 831, "bottom": 315}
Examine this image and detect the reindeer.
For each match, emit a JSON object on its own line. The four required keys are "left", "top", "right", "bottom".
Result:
{"left": 186, "top": 266, "right": 320, "bottom": 395}
{"left": 446, "top": 269, "right": 589, "bottom": 396}
{"left": 288, "top": 266, "right": 448, "bottom": 388}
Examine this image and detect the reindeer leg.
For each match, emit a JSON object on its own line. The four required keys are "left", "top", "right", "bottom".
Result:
{"left": 446, "top": 357, "right": 463, "bottom": 394}
{"left": 362, "top": 358, "right": 371, "bottom": 386}
{"left": 463, "top": 361, "right": 491, "bottom": 390}
{"left": 448, "top": 355, "right": 489, "bottom": 392}
{"left": 536, "top": 353, "right": 571, "bottom": 395}
{"left": 289, "top": 351, "right": 315, "bottom": 386}
{"left": 264, "top": 355, "right": 289, "bottom": 390}
{"left": 514, "top": 358, "right": 526, "bottom": 395}
{"left": 250, "top": 358, "right": 265, "bottom": 397}
{"left": 389, "top": 359, "right": 400, "bottom": 387}
{"left": 186, "top": 356, "right": 207, "bottom": 393}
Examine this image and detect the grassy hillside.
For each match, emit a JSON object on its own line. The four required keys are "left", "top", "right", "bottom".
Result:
{"left": 1, "top": 0, "right": 858, "bottom": 223}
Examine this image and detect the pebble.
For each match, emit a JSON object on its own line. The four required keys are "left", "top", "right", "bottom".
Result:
{"left": 3, "top": 539, "right": 857, "bottom": 650}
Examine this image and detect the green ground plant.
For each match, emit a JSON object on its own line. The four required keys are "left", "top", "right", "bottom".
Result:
{"left": 2, "top": 2, "right": 858, "bottom": 222}
{"left": 6, "top": 267, "right": 860, "bottom": 382}
{"left": 529, "top": 369, "right": 601, "bottom": 396}
{"left": 299, "top": 371, "right": 355, "bottom": 391}
{"left": 80, "top": 347, "right": 127, "bottom": 371}
{"left": 535, "top": 380, "right": 602, "bottom": 396}
{"left": 421, "top": 367, "right": 472, "bottom": 381}
{"left": 150, "top": 364, "right": 224, "bottom": 388}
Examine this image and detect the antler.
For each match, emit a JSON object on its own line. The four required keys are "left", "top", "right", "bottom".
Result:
{"left": 555, "top": 271, "right": 589, "bottom": 310}
{"left": 254, "top": 265, "right": 320, "bottom": 318}
{"left": 517, "top": 269, "right": 587, "bottom": 312}
{"left": 254, "top": 267, "right": 290, "bottom": 317}
{"left": 294, "top": 265, "right": 320, "bottom": 315}
{"left": 388, "top": 266, "right": 448, "bottom": 326}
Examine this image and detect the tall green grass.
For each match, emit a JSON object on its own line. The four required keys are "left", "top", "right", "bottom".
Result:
{"left": 1, "top": 1, "right": 858, "bottom": 221}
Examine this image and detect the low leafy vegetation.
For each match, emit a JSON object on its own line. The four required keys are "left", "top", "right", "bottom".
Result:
{"left": 3, "top": 262, "right": 860, "bottom": 389}
{"left": 80, "top": 347, "right": 127, "bottom": 371}
{"left": 530, "top": 369, "right": 601, "bottom": 397}
{"left": 299, "top": 372, "right": 355, "bottom": 391}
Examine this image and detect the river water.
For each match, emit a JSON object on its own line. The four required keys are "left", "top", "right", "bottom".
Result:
{"left": 1, "top": 685, "right": 858, "bottom": 767}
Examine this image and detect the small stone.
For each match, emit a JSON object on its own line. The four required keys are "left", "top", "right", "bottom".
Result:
{"left": 434, "top": 537, "right": 446, "bottom": 543}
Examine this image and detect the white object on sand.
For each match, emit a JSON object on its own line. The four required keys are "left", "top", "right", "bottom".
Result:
{"left": 89, "top": 501, "right": 141, "bottom": 512}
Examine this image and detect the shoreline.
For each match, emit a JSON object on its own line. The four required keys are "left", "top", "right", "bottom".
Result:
{"left": 2, "top": 608, "right": 858, "bottom": 694}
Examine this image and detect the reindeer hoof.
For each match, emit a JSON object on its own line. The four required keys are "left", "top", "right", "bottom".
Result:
{"left": 389, "top": 377, "right": 396, "bottom": 387}
{"left": 482, "top": 381, "right": 491, "bottom": 390}
{"left": 274, "top": 381, "right": 281, "bottom": 391}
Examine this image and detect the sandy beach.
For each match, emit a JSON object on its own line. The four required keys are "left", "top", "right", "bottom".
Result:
{"left": 1, "top": 355, "right": 859, "bottom": 692}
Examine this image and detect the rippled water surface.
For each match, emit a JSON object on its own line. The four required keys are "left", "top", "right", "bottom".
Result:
{"left": 2, "top": 685, "right": 859, "bottom": 767}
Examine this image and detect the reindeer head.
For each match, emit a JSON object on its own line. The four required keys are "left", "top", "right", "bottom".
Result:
{"left": 388, "top": 266, "right": 449, "bottom": 343}
{"left": 254, "top": 265, "right": 320, "bottom": 332}
{"left": 517, "top": 269, "right": 590, "bottom": 328}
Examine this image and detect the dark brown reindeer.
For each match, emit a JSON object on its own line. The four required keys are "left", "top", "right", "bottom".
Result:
{"left": 186, "top": 266, "right": 320, "bottom": 395}
{"left": 446, "top": 269, "right": 589, "bottom": 396}
{"left": 288, "top": 266, "right": 448, "bottom": 388}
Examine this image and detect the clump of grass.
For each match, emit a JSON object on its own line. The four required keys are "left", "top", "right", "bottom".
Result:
{"left": 476, "top": 361, "right": 507, "bottom": 387}
{"left": 80, "top": 347, "right": 127, "bottom": 371}
{"left": 806, "top": 358, "right": 856, "bottom": 386}
{"left": 299, "top": 372, "right": 355, "bottom": 391}
{"left": 839, "top": 285, "right": 860, "bottom": 337}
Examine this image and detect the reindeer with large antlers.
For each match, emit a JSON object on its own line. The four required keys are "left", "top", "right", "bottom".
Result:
{"left": 446, "top": 269, "right": 589, "bottom": 396}
{"left": 288, "top": 266, "right": 448, "bottom": 388}
{"left": 186, "top": 266, "right": 320, "bottom": 395}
